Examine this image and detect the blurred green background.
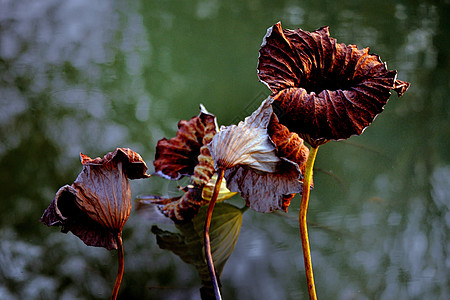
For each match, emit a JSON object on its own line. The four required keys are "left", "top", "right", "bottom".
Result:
{"left": 0, "top": 0, "right": 449, "bottom": 299}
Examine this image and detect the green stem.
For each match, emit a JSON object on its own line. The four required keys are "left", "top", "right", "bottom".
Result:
{"left": 300, "top": 146, "right": 319, "bottom": 300}
{"left": 111, "top": 232, "right": 124, "bottom": 300}
{"left": 204, "top": 168, "right": 225, "bottom": 300}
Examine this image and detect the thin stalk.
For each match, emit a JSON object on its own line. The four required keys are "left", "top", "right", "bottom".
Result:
{"left": 111, "top": 232, "right": 124, "bottom": 300}
{"left": 300, "top": 146, "right": 319, "bottom": 300}
{"left": 204, "top": 168, "right": 225, "bottom": 300}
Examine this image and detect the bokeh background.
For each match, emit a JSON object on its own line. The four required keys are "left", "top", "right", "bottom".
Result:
{"left": 1, "top": 0, "right": 449, "bottom": 299}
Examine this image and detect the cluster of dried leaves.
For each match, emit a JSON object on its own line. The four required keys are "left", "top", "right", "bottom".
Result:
{"left": 41, "top": 21, "right": 409, "bottom": 250}
{"left": 40, "top": 21, "right": 409, "bottom": 299}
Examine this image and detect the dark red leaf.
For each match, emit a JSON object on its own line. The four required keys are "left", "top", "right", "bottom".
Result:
{"left": 258, "top": 22, "right": 410, "bottom": 147}
{"left": 41, "top": 148, "right": 149, "bottom": 249}
{"left": 148, "top": 106, "right": 218, "bottom": 222}
{"left": 154, "top": 106, "right": 217, "bottom": 180}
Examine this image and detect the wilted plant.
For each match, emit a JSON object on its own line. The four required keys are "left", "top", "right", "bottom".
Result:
{"left": 40, "top": 21, "right": 411, "bottom": 300}
{"left": 140, "top": 99, "right": 309, "bottom": 299}
{"left": 41, "top": 148, "right": 149, "bottom": 299}
{"left": 206, "top": 97, "right": 310, "bottom": 299}
{"left": 208, "top": 97, "right": 309, "bottom": 213}
{"left": 257, "top": 22, "right": 410, "bottom": 299}
{"left": 150, "top": 105, "right": 220, "bottom": 222}
{"left": 138, "top": 105, "right": 234, "bottom": 299}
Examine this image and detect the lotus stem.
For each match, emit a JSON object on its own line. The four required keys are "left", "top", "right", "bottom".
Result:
{"left": 111, "top": 232, "right": 124, "bottom": 300}
{"left": 204, "top": 168, "right": 225, "bottom": 300}
{"left": 300, "top": 145, "right": 319, "bottom": 300}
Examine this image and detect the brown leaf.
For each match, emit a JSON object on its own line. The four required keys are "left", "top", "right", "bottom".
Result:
{"left": 208, "top": 98, "right": 303, "bottom": 213}
{"left": 74, "top": 148, "right": 149, "bottom": 231}
{"left": 224, "top": 158, "right": 302, "bottom": 213}
{"left": 41, "top": 148, "right": 149, "bottom": 249}
{"left": 80, "top": 148, "right": 149, "bottom": 180}
{"left": 268, "top": 113, "right": 312, "bottom": 199}
{"left": 191, "top": 136, "right": 216, "bottom": 188}
{"left": 258, "top": 22, "right": 410, "bottom": 147}
{"left": 137, "top": 175, "right": 237, "bottom": 223}
{"left": 161, "top": 142, "right": 217, "bottom": 222}
{"left": 208, "top": 98, "right": 280, "bottom": 172}
{"left": 41, "top": 185, "right": 118, "bottom": 250}
{"left": 393, "top": 79, "right": 410, "bottom": 97}
{"left": 268, "top": 113, "right": 309, "bottom": 173}
{"left": 145, "top": 187, "right": 209, "bottom": 222}
{"left": 143, "top": 106, "right": 218, "bottom": 222}
{"left": 153, "top": 105, "right": 218, "bottom": 180}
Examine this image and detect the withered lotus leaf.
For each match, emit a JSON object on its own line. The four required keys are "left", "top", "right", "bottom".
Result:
{"left": 166, "top": 143, "right": 217, "bottom": 221}
{"left": 152, "top": 187, "right": 210, "bottom": 222}
{"left": 208, "top": 98, "right": 303, "bottom": 213}
{"left": 42, "top": 185, "right": 119, "bottom": 249}
{"left": 137, "top": 175, "right": 237, "bottom": 223}
{"left": 225, "top": 158, "right": 302, "bottom": 213}
{"left": 268, "top": 113, "right": 310, "bottom": 178}
{"left": 146, "top": 105, "right": 218, "bottom": 222}
{"left": 41, "top": 148, "right": 149, "bottom": 250}
{"left": 154, "top": 105, "right": 218, "bottom": 180}
{"left": 208, "top": 98, "right": 280, "bottom": 172}
{"left": 159, "top": 141, "right": 217, "bottom": 222}
{"left": 268, "top": 113, "right": 312, "bottom": 203}
{"left": 258, "top": 22, "right": 410, "bottom": 147}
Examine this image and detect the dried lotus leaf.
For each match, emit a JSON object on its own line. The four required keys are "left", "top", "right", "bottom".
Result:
{"left": 41, "top": 185, "right": 118, "bottom": 250}
{"left": 74, "top": 148, "right": 148, "bottom": 232}
{"left": 41, "top": 148, "right": 149, "bottom": 250}
{"left": 144, "top": 105, "right": 219, "bottom": 222}
{"left": 258, "top": 22, "right": 410, "bottom": 147}
{"left": 81, "top": 148, "right": 149, "bottom": 180}
{"left": 268, "top": 113, "right": 309, "bottom": 173}
{"left": 268, "top": 113, "right": 312, "bottom": 190}
{"left": 224, "top": 158, "right": 302, "bottom": 213}
{"left": 208, "top": 98, "right": 280, "bottom": 172}
{"left": 154, "top": 105, "right": 218, "bottom": 180}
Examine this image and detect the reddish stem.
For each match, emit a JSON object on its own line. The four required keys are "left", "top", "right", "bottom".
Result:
{"left": 111, "top": 232, "right": 124, "bottom": 300}
{"left": 204, "top": 168, "right": 225, "bottom": 300}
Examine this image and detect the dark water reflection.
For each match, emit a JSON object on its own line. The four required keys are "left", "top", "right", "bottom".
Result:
{"left": 1, "top": 0, "right": 449, "bottom": 299}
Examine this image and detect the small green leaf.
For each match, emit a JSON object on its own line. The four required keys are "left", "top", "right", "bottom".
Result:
{"left": 151, "top": 202, "right": 243, "bottom": 291}
{"left": 192, "top": 202, "right": 243, "bottom": 276}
